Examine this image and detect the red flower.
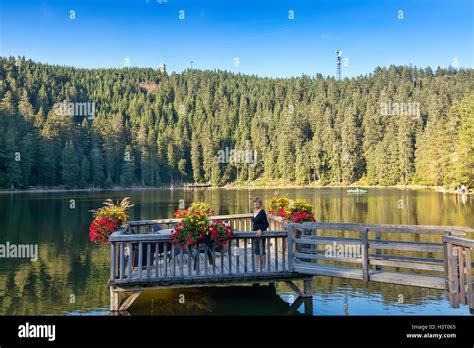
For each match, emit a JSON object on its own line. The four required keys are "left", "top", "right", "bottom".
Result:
{"left": 89, "top": 216, "right": 119, "bottom": 244}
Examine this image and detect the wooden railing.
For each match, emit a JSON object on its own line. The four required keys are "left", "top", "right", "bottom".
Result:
{"left": 124, "top": 213, "right": 254, "bottom": 234}
{"left": 109, "top": 213, "right": 292, "bottom": 286}
{"left": 286, "top": 222, "right": 473, "bottom": 289}
{"left": 443, "top": 235, "right": 474, "bottom": 309}
{"left": 268, "top": 214, "right": 286, "bottom": 231}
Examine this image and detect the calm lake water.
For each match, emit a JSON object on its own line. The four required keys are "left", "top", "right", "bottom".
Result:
{"left": 0, "top": 188, "right": 472, "bottom": 316}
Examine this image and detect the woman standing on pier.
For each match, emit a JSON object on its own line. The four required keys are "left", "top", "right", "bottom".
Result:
{"left": 252, "top": 197, "right": 270, "bottom": 271}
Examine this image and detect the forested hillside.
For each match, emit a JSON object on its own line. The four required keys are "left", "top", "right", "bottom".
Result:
{"left": 0, "top": 57, "right": 472, "bottom": 189}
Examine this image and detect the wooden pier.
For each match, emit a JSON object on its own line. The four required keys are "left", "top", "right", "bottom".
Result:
{"left": 108, "top": 213, "right": 474, "bottom": 312}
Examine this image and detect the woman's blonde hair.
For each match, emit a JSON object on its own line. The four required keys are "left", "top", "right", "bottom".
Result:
{"left": 253, "top": 197, "right": 263, "bottom": 206}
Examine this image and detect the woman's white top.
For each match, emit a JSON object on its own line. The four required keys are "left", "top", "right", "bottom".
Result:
{"left": 253, "top": 209, "right": 262, "bottom": 217}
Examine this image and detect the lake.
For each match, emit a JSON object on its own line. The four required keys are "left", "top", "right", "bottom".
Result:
{"left": 0, "top": 187, "right": 472, "bottom": 315}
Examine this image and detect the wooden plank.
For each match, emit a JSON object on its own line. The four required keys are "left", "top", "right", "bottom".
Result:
{"left": 275, "top": 237, "right": 279, "bottom": 271}
{"left": 119, "top": 244, "right": 125, "bottom": 279}
{"left": 128, "top": 243, "right": 132, "bottom": 279}
{"left": 138, "top": 242, "right": 143, "bottom": 279}
{"left": 293, "top": 262, "right": 445, "bottom": 289}
{"left": 244, "top": 238, "right": 248, "bottom": 273}
{"left": 458, "top": 246, "right": 466, "bottom": 305}
{"left": 294, "top": 252, "right": 362, "bottom": 264}
{"left": 303, "top": 278, "right": 312, "bottom": 297}
{"left": 443, "top": 236, "right": 474, "bottom": 248}
{"left": 465, "top": 248, "right": 472, "bottom": 308}
{"left": 369, "top": 271, "right": 445, "bottom": 289}
{"left": 212, "top": 246, "right": 216, "bottom": 274}
{"left": 110, "top": 287, "right": 121, "bottom": 311}
{"left": 361, "top": 229, "right": 369, "bottom": 281}
{"left": 205, "top": 245, "right": 209, "bottom": 276}
{"left": 267, "top": 238, "right": 271, "bottom": 271}
{"left": 155, "top": 243, "right": 160, "bottom": 278}
{"left": 110, "top": 230, "right": 287, "bottom": 242}
{"left": 312, "top": 227, "right": 318, "bottom": 265}
{"left": 180, "top": 246, "right": 184, "bottom": 276}
{"left": 188, "top": 248, "right": 192, "bottom": 276}
{"left": 282, "top": 237, "right": 286, "bottom": 271}
{"left": 114, "top": 244, "right": 119, "bottom": 279}
{"left": 447, "top": 243, "right": 460, "bottom": 307}
{"left": 368, "top": 241, "right": 443, "bottom": 253}
{"left": 369, "top": 253, "right": 444, "bottom": 264}
{"left": 228, "top": 239, "right": 232, "bottom": 274}
{"left": 110, "top": 243, "right": 116, "bottom": 280}
{"left": 287, "top": 225, "right": 294, "bottom": 272}
{"left": 443, "top": 241, "right": 449, "bottom": 291}
{"left": 294, "top": 262, "right": 364, "bottom": 280}
{"left": 252, "top": 241, "right": 256, "bottom": 272}
{"left": 447, "top": 243, "right": 455, "bottom": 305}
{"left": 369, "top": 259, "right": 444, "bottom": 272}
{"left": 284, "top": 280, "right": 304, "bottom": 297}
{"left": 220, "top": 246, "right": 224, "bottom": 274}
{"left": 375, "top": 230, "right": 382, "bottom": 270}
{"left": 146, "top": 243, "right": 151, "bottom": 279}
{"left": 196, "top": 244, "right": 200, "bottom": 275}
{"left": 294, "top": 238, "right": 362, "bottom": 246}
{"left": 124, "top": 214, "right": 253, "bottom": 228}
{"left": 111, "top": 272, "right": 306, "bottom": 287}
{"left": 164, "top": 242, "right": 168, "bottom": 277}
{"left": 300, "top": 222, "right": 471, "bottom": 236}
{"left": 172, "top": 244, "right": 176, "bottom": 276}
{"left": 236, "top": 239, "right": 240, "bottom": 273}
{"left": 119, "top": 290, "right": 142, "bottom": 311}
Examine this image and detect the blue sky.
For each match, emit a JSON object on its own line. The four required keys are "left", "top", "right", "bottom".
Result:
{"left": 0, "top": 0, "right": 472, "bottom": 78}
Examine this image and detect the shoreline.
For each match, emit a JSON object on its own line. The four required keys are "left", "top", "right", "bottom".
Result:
{"left": 0, "top": 183, "right": 471, "bottom": 195}
{"left": 223, "top": 183, "right": 472, "bottom": 195}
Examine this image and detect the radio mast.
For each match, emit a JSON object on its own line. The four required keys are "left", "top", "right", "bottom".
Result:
{"left": 336, "top": 50, "right": 343, "bottom": 80}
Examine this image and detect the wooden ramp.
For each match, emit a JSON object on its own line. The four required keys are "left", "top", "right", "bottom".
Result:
{"left": 287, "top": 221, "right": 473, "bottom": 299}
{"left": 294, "top": 262, "right": 445, "bottom": 289}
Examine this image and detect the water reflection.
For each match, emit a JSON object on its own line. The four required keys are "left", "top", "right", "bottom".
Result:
{"left": 0, "top": 188, "right": 472, "bottom": 315}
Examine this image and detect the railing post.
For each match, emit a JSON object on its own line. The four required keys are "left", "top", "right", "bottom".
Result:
{"left": 110, "top": 242, "right": 116, "bottom": 281}
{"left": 361, "top": 229, "right": 369, "bottom": 281}
{"left": 446, "top": 242, "right": 460, "bottom": 308}
{"left": 458, "top": 246, "right": 466, "bottom": 305}
{"left": 465, "top": 248, "right": 473, "bottom": 309}
{"left": 375, "top": 230, "right": 381, "bottom": 270}
{"left": 287, "top": 225, "right": 294, "bottom": 272}
{"left": 443, "top": 239, "right": 449, "bottom": 291}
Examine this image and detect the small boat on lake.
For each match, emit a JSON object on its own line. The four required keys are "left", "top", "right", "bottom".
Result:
{"left": 346, "top": 188, "right": 368, "bottom": 194}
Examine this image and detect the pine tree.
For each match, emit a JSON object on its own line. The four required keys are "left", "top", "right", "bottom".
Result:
{"left": 120, "top": 145, "right": 135, "bottom": 186}
{"left": 90, "top": 146, "right": 106, "bottom": 187}
{"left": 61, "top": 141, "right": 80, "bottom": 188}
{"left": 80, "top": 156, "right": 91, "bottom": 188}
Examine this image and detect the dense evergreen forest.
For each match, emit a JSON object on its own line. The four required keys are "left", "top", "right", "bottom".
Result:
{"left": 0, "top": 56, "right": 472, "bottom": 189}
